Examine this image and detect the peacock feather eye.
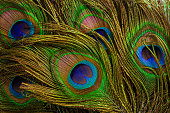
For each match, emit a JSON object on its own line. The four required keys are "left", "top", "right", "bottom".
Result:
{"left": 0, "top": 1, "right": 44, "bottom": 48}
{"left": 0, "top": 0, "right": 169, "bottom": 112}
{"left": 128, "top": 23, "right": 169, "bottom": 75}
{"left": 1, "top": 75, "right": 32, "bottom": 104}
{"left": 51, "top": 50, "right": 105, "bottom": 95}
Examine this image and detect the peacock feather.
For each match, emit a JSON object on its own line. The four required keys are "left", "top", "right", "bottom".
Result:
{"left": 0, "top": 0, "right": 169, "bottom": 112}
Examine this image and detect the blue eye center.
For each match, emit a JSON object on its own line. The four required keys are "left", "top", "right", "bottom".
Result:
{"left": 94, "top": 29, "right": 109, "bottom": 40}
{"left": 137, "top": 45, "right": 166, "bottom": 68}
{"left": 70, "top": 64, "right": 93, "bottom": 84}
{"left": 9, "top": 76, "right": 28, "bottom": 98}
{"left": 142, "top": 46, "right": 161, "bottom": 60}
{"left": 9, "top": 19, "right": 34, "bottom": 40}
{"left": 67, "top": 60, "right": 98, "bottom": 90}
{"left": 11, "top": 21, "right": 29, "bottom": 40}
{"left": 88, "top": 27, "right": 113, "bottom": 51}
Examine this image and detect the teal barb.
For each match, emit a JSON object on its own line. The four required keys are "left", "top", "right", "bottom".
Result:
{"left": 0, "top": 0, "right": 169, "bottom": 113}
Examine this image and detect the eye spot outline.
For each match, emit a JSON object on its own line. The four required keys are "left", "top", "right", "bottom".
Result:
{"left": 0, "top": 75, "right": 33, "bottom": 105}
{"left": 0, "top": 8, "right": 43, "bottom": 47}
{"left": 126, "top": 24, "right": 169, "bottom": 77}
{"left": 132, "top": 30, "right": 167, "bottom": 69}
{"left": 51, "top": 51, "right": 107, "bottom": 95}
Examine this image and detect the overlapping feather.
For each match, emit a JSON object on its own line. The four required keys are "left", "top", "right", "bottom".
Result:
{"left": 0, "top": 0, "right": 169, "bottom": 112}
